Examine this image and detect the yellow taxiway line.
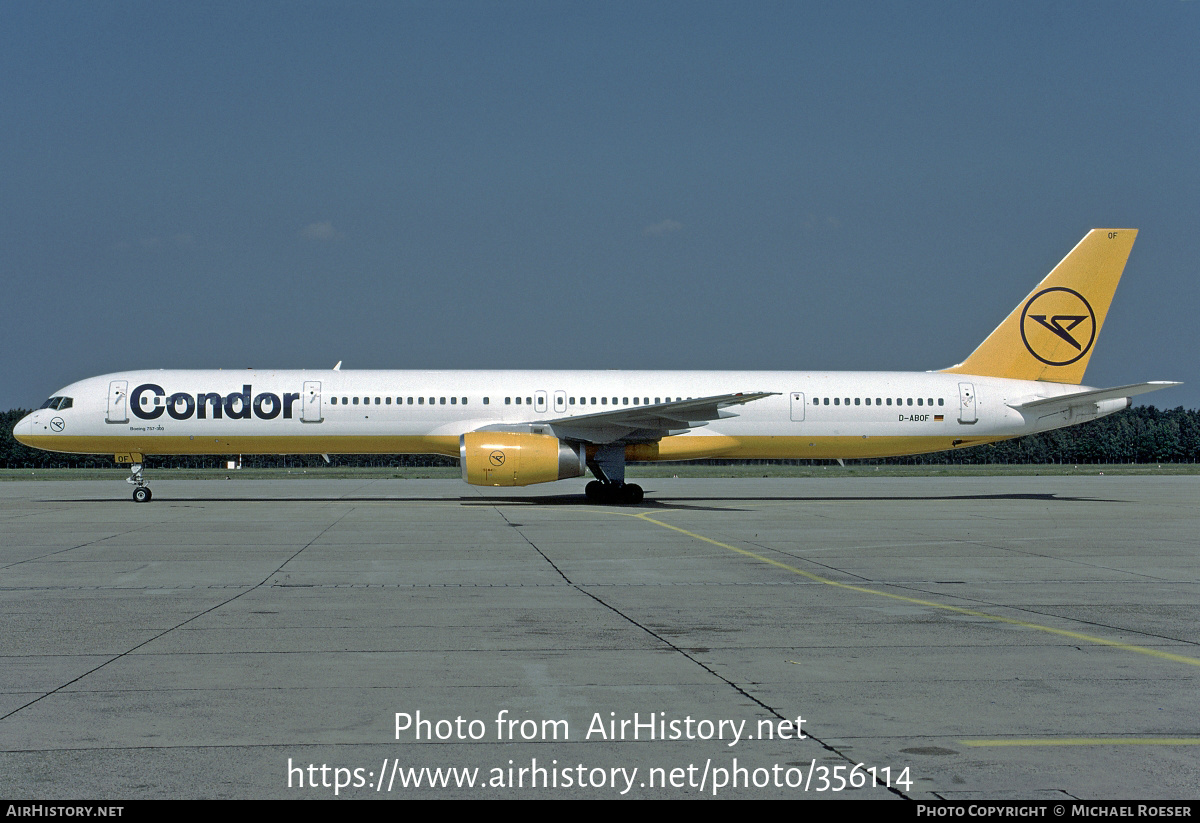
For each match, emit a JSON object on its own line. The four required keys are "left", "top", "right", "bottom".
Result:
{"left": 630, "top": 511, "right": 1200, "bottom": 669}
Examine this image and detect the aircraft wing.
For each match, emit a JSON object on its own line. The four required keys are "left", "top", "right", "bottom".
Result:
{"left": 487, "top": 391, "right": 777, "bottom": 444}
{"left": 1007, "top": 381, "right": 1181, "bottom": 414}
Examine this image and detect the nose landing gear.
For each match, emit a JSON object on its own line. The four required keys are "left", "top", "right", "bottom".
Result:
{"left": 127, "top": 463, "right": 152, "bottom": 502}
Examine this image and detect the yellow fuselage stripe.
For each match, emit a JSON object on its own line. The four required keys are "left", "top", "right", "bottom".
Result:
{"left": 21, "top": 433, "right": 1006, "bottom": 461}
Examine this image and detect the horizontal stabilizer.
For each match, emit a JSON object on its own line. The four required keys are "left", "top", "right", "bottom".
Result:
{"left": 1008, "top": 381, "right": 1181, "bottom": 412}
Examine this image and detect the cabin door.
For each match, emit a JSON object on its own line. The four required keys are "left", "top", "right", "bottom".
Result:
{"left": 958, "top": 382, "right": 977, "bottom": 424}
{"left": 107, "top": 380, "right": 129, "bottom": 423}
{"left": 302, "top": 381, "right": 324, "bottom": 423}
{"left": 790, "top": 392, "right": 805, "bottom": 422}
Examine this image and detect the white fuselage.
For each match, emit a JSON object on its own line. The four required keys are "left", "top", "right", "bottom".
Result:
{"left": 14, "top": 368, "right": 1118, "bottom": 463}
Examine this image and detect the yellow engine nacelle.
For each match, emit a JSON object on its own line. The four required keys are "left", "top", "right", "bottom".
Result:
{"left": 460, "top": 432, "right": 587, "bottom": 487}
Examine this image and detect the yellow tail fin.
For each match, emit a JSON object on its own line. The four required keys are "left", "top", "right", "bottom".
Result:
{"left": 941, "top": 229, "right": 1137, "bottom": 384}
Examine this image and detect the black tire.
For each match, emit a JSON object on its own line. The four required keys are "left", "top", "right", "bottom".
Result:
{"left": 133, "top": 487, "right": 150, "bottom": 503}
{"left": 585, "top": 480, "right": 603, "bottom": 501}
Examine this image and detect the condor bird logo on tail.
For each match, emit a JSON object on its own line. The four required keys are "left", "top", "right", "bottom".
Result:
{"left": 1020, "top": 286, "right": 1096, "bottom": 366}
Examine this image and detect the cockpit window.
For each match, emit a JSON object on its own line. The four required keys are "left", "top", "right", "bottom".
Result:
{"left": 40, "top": 397, "right": 60, "bottom": 409}
{"left": 58, "top": 397, "right": 73, "bottom": 410}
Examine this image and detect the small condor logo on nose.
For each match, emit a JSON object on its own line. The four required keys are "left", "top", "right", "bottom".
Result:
{"left": 489, "top": 450, "right": 506, "bottom": 466}
{"left": 50, "top": 417, "right": 65, "bottom": 432}
{"left": 1020, "top": 287, "right": 1096, "bottom": 366}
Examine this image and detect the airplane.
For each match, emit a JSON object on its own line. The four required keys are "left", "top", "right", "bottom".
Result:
{"left": 13, "top": 228, "right": 1179, "bottom": 504}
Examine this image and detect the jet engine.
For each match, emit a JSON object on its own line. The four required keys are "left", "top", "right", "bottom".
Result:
{"left": 460, "top": 432, "right": 586, "bottom": 487}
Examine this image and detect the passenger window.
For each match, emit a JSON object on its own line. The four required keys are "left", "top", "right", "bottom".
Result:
{"left": 385, "top": 397, "right": 391, "bottom": 405}
{"left": 855, "top": 398, "right": 860, "bottom": 406}
{"left": 419, "top": 397, "right": 425, "bottom": 405}
{"left": 886, "top": 398, "right": 892, "bottom": 406}
{"left": 917, "top": 398, "right": 923, "bottom": 406}
{"left": 440, "top": 397, "right": 446, "bottom": 405}
{"left": 834, "top": 398, "right": 840, "bottom": 405}
{"left": 601, "top": 398, "right": 608, "bottom": 405}
{"left": 907, "top": 398, "right": 913, "bottom": 406}
{"left": 331, "top": 397, "right": 338, "bottom": 405}
{"left": 353, "top": 397, "right": 359, "bottom": 405}
{"left": 450, "top": 397, "right": 457, "bottom": 404}
{"left": 483, "top": 397, "right": 490, "bottom": 405}
{"left": 823, "top": 398, "right": 829, "bottom": 405}
{"left": 938, "top": 398, "right": 944, "bottom": 406}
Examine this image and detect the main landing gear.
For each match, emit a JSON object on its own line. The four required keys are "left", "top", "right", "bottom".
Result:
{"left": 585, "top": 480, "right": 644, "bottom": 504}
{"left": 127, "top": 463, "right": 153, "bottom": 502}
{"left": 584, "top": 443, "right": 644, "bottom": 505}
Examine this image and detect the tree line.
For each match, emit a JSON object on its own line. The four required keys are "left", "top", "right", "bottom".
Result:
{"left": 3, "top": 406, "right": 1199, "bottom": 469}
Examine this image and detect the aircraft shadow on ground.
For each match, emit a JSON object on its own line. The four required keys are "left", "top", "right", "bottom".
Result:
{"left": 43, "top": 492, "right": 1124, "bottom": 511}
{"left": 43, "top": 494, "right": 736, "bottom": 512}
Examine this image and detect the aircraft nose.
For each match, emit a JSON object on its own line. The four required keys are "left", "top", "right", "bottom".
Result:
{"left": 13, "top": 412, "right": 33, "bottom": 445}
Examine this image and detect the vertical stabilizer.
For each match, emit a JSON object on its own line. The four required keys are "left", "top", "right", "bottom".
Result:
{"left": 941, "top": 229, "right": 1137, "bottom": 384}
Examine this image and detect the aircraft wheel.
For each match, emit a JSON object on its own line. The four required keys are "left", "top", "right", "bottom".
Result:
{"left": 625, "top": 484, "right": 644, "bottom": 504}
{"left": 585, "top": 480, "right": 603, "bottom": 501}
{"left": 132, "top": 487, "right": 151, "bottom": 503}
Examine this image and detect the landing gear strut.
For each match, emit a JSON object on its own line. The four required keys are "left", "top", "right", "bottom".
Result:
{"left": 127, "top": 463, "right": 152, "bottom": 502}
{"left": 584, "top": 443, "right": 644, "bottom": 504}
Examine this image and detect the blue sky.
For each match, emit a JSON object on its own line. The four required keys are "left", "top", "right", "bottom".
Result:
{"left": 3, "top": 2, "right": 1197, "bottom": 409}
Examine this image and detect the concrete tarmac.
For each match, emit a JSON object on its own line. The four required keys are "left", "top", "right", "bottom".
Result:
{"left": 1, "top": 475, "right": 1197, "bottom": 799}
